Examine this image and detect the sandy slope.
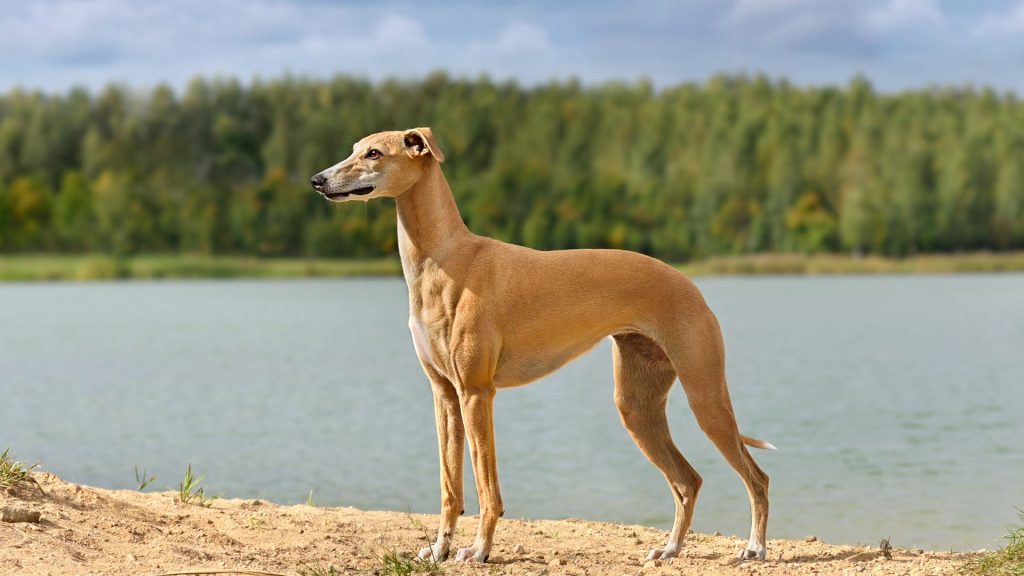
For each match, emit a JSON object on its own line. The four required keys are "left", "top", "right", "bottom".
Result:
{"left": 1, "top": 473, "right": 966, "bottom": 575}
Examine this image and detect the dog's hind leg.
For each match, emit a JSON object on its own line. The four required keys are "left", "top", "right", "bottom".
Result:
{"left": 613, "top": 333, "right": 702, "bottom": 561}
{"left": 666, "top": 309, "right": 770, "bottom": 561}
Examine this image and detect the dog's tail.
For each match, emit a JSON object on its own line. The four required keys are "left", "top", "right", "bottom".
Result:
{"left": 741, "top": 434, "right": 777, "bottom": 451}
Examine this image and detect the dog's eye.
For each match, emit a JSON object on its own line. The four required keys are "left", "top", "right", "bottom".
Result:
{"left": 365, "top": 149, "right": 383, "bottom": 160}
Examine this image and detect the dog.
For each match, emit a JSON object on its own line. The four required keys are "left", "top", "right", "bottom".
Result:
{"left": 311, "top": 128, "right": 774, "bottom": 564}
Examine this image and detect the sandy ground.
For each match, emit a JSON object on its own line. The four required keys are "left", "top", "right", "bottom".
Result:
{"left": 1, "top": 473, "right": 968, "bottom": 576}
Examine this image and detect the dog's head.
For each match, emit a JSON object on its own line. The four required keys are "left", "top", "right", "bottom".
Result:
{"left": 310, "top": 127, "right": 445, "bottom": 202}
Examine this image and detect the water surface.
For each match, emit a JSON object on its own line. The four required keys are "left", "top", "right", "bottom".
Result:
{"left": 2, "top": 275, "right": 1022, "bottom": 550}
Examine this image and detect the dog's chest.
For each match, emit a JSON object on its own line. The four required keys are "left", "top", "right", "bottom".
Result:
{"left": 405, "top": 262, "right": 461, "bottom": 381}
{"left": 409, "top": 314, "right": 450, "bottom": 379}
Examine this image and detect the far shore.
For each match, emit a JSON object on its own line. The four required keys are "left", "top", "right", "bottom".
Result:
{"left": 2, "top": 251, "right": 1024, "bottom": 282}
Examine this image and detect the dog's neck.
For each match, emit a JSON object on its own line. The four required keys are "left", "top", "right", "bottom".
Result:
{"left": 395, "top": 161, "right": 470, "bottom": 285}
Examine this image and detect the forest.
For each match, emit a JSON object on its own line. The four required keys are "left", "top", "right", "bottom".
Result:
{"left": 0, "top": 73, "right": 1022, "bottom": 260}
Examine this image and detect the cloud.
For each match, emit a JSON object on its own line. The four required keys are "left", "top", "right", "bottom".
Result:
{"left": 972, "top": 0, "right": 1024, "bottom": 37}
{"left": 372, "top": 14, "right": 431, "bottom": 48}
{"left": 865, "top": 0, "right": 944, "bottom": 31}
{"left": 492, "top": 20, "right": 553, "bottom": 55}
{"left": 296, "top": 13, "right": 434, "bottom": 72}
{"left": 0, "top": 0, "right": 1022, "bottom": 93}
{"left": 724, "top": 0, "right": 879, "bottom": 57}
{"left": 0, "top": 1, "right": 560, "bottom": 87}
{"left": 724, "top": 0, "right": 947, "bottom": 58}
{"left": 1, "top": 1, "right": 125, "bottom": 64}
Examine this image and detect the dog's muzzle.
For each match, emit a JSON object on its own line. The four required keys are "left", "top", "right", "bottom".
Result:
{"left": 310, "top": 174, "right": 327, "bottom": 192}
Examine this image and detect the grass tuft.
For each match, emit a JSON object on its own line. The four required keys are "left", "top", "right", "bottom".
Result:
{"left": 134, "top": 465, "right": 157, "bottom": 491}
{"left": 961, "top": 511, "right": 1024, "bottom": 575}
{"left": 377, "top": 549, "right": 443, "bottom": 576}
{"left": 0, "top": 448, "right": 42, "bottom": 493}
{"left": 177, "top": 463, "right": 209, "bottom": 506}
{"left": 405, "top": 511, "right": 429, "bottom": 535}
{"left": 246, "top": 515, "right": 267, "bottom": 530}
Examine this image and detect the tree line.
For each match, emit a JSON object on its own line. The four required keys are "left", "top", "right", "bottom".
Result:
{"left": 0, "top": 73, "right": 1022, "bottom": 259}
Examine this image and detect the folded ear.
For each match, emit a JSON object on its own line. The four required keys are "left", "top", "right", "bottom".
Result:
{"left": 403, "top": 127, "right": 445, "bottom": 163}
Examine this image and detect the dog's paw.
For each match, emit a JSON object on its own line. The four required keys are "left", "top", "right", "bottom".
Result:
{"left": 645, "top": 546, "right": 680, "bottom": 561}
{"left": 454, "top": 547, "right": 488, "bottom": 563}
{"left": 736, "top": 546, "right": 767, "bottom": 561}
{"left": 418, "top": 543, "right": 449, "bottom": 562}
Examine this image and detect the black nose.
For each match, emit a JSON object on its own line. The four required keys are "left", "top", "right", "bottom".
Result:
{"left": 310, "top": 174, "right": 326, "bottom": 190}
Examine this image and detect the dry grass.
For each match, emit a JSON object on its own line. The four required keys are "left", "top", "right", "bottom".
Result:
{"left": 4, "top": 252, "right": 1024, "bottom": 282}
{"left": 0, "top": 255, "right": 401, "bottom": 281}
{"left": 0, "top": 447, "right": 41, "bottom": 492}
{"left": 376, "top": 550, "right": 444, "bottom": 576}
{"left": 678, "top": 252, "right": 1024, "bottom": 276}
{"left": 960, "top": 513, "right": 1024, "bottom": 576}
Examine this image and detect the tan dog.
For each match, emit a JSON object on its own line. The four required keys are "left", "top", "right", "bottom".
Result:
{"left": 311, "top": 128, "right": 774, "bottom": 564}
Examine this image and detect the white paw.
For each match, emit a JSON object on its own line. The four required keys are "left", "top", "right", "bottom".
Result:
{"left": 454, "top": 547, "right": 488, "bottom": 563}
{"left": 418, "top": 542, "right": 449, "bottom": 562}
{"left": 737, "top": 546, "right": 767, "bottom": 561}
{"left": 645, "top": 546, "right": 680, "bottom": 561}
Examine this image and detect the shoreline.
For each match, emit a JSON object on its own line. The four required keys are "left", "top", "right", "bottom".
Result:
{"left": 2, "top": 251, "right": 1024, "bottom": 282}
{"left": 0, "top": 472, "right": 973, "bottom": 576}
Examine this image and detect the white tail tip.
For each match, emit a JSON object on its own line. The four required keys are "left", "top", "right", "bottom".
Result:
{"left": 741, "top": 435, "right": 778, "bottom": 451}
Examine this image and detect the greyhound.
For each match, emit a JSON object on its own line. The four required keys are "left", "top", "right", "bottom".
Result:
{"left": 310, "top": 128, "right": 774, "bottom": 564}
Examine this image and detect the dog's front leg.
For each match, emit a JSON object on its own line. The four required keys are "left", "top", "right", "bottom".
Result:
{"left": 418, "top": 377, "right": 465, "bottom": 562}
{"left": 453, "top": 386, "right": 502, "bottom": 563}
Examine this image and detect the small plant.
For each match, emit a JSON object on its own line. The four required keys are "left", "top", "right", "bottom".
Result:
{"left": 406, "top": 512, "right": 428, "bottom": 535}
{"left": 246, "top": 514, "right": 267, "bottom": 530}
{"left": 880, "top": 536, "right": 893, "bottom": 560}
{"left": 177, "top": 463, "right": 208, "bottom": 505}
{"left": 134, "top": 465, "right": 157, "bottom": 491}
{"left": 379, "top": 550, "right": 418, "bottom": 576}
{"left": 961, "top": 510, "right": 1024, "bottom": 575}
{"left": 377, "top": 549, "right": 443, "bottom": 576}
{"left": 0, "top": 448, "right": 42, "bottom": 492}
{"left": 306, "top": 489, "right": 316, "bottom": 507}
{"left": 402, "top": 509, "right": 447, "bottom": 567}
{"left": 297, "top": 562, "right": 342, "bottom": 576}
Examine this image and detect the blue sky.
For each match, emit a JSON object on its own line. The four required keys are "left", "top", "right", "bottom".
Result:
{"left": 3, "top": 0, "right": 1024, "bottom": 93}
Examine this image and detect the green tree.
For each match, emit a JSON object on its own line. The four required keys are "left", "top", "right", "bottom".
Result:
{"left": 5, "top": 177, "right": 51, "bottom": 251}
{"left": 786, "top": 193, "right": 836, "bottom": 253}
{"left": 53, "top": 171, "right": 94, "bottom": 251}
{"left": 764, "top": 140, "right": 801, "bottom": 250}
{"left": 92, "top": 170, "right": 151, "bottom": 256}
{"left": 992, "top": 153, "right": 1024, "bottom": 249}
{"left": 0, "top": 74, "right": 1020, "bottom": 260}
{"left": 0, "top": 180, "right": 8, "bottom": 250}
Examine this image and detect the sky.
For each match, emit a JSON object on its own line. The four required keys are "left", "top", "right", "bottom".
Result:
{"left": 2, "top": 0, "right": 1024, "bottom": 94}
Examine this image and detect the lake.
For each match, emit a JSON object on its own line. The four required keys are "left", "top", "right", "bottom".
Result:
{"left": 2, "top": 275, "right": 1022, "bottom": 551}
